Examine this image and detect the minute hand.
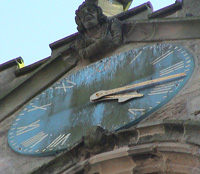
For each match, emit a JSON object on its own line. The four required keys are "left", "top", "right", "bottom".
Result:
{"left": 90, "top": 72, "right": 186, "bottom": 102}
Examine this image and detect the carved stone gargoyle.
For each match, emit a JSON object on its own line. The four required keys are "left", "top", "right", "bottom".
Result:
{"left": 75, "top": 0, "right": 122, "bottom": 62}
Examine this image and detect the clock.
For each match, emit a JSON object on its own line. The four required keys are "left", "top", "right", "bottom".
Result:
{"left": 8, "top": 44, "right": 194, "bottom": 156}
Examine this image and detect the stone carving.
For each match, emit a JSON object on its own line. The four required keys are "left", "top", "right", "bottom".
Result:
{"left": 83, "top": 126, "right": 116, "bottom": 155}
{"left": 75, "top": 0, "right": 122, "bottom": 62}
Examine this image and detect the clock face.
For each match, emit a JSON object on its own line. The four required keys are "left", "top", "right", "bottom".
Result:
{"left": 8, "top": 44, "right": 194, "bottom": 156}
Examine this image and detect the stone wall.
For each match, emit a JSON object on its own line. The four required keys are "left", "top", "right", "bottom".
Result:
{"left": 178, "top": 0, "right": 200, "bottom": 17}
{"left": 1, "top": 0, "right": 200, "bottom": 173}
{"left": 34, "top": 120, "right": 200, "bottom": 174}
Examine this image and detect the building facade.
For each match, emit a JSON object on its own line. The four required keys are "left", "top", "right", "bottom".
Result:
{"left": 1, "top": 0, "right": 200, "bottom": 173}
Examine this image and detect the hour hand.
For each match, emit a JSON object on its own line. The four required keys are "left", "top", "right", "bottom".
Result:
{"left": 90, "top": 91, "right": 143, "bottom": 103}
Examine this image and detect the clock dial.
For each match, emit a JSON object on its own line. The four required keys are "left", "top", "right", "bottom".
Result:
{"left": 8, "top": 44, "right": 194, "bottom": 156}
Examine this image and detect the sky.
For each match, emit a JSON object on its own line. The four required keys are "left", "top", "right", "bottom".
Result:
{"left": 0, "top": 0, "right": 175, "bottom": 66}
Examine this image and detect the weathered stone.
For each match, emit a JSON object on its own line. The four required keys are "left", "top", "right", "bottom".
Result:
{"left": 0, "top": 54, "right": 78, "bottom": 122}
{"left": 177, "top": 0, "right": 200, "bottom": 17}
{"left": 0, "top": 57, "right": 28, "bottom": 99}
{"left": 123, "top": 17, "right": 200, "bottom": 43}
{"left": 2, "top": 0, "right": 200, "bottom": 173}
{"left": 184, "top": 120, "right": 200, "bottom": 146}
{"left": 83, "top": 126, "right": 116, "bottom": 155}
{"left": 89, "top": 147, "right": 129, "bottom": 165}
{"left": 137, "top": 124, "right": 165, "bottom": 138}
{"left": 75, "top": 0, "right": 122, "bottom": 62}
{"left": 117, "top": 128, "right": 138, "bottom": 147}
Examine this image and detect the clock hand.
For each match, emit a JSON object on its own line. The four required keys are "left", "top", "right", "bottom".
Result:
{"left": 90, "top": 72, "right": 186, "bottom": 102}
{"left": 91, "top": 91, "right": 144, "bottom": 103}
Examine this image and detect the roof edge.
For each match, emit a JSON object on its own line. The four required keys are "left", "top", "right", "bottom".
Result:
{"left": 49, "top": 2, "right": 152, "bottom": 50}
{"left": 148, "top": 1, "right": 183, "bottom": 19}
{"left": 15, "top": 56, "right": 50, "bottom": 77}
{"left": 0, "top": 57, "right": 23, "bottom": 72}
{"left": 115, "top": 1, "right": 152, "bottom": 21}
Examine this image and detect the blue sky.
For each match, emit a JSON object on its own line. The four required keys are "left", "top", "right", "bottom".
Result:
{"left": 0, "top": 0, "right": 175, "bottom": 66}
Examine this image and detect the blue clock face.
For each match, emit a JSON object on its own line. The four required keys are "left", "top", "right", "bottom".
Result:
{"left": 8, "top": 44, "right": 194, "bottom": 156}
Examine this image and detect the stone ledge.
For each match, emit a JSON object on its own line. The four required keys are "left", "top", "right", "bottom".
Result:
{"left": 137, "top": 124, "right": 165, "bottom": 138}
{"left": 89, "top": 147, "right": 129, "bottom": 165}
{"left": 31, "top": 120, "right": 200, "bottom": 174}
{"left": 128, "top": 142, "right": 200, "bottom": 156}
{"left": 0, "top": 57, "right": 23, "bottom": 72}
{"left": 148, "top": 1, "right": 182, "bottom": 19}
{"left": 63, "top": 142, "right": 200, "bottom": 174}
{"left": 15, "top": 56, "right": 49, "bottom": 77}
{"left": 127, "top": 120, "right": 200, "bottom": 147}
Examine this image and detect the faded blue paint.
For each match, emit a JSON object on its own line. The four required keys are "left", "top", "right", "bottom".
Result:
{"left": 92, "top": 103, "right": 105, "bottom": 125}
{"left": 8, "top": 44, "right": 194, "bottom": 156}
